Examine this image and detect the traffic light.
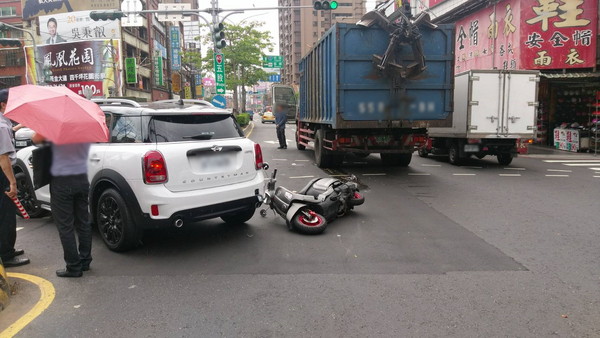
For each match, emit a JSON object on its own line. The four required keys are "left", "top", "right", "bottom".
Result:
{"left": 213, "top": 23, "right": 226, "bottom": 49}
{"left": 90, "top": 10, "right": 126, "bottom": 21}
{"left": 314, "top": 1, "right": 338, "bottom": 10}
{"left": 0, "top": 39, "right": 22, "bottom": 47}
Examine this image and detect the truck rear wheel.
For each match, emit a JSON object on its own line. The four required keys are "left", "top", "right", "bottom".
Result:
{"left": 448, "top": 143, "right": 461, "bottom": 165}
{"left": 497, "top": 153, "right": 513, "bottom": 166}
{"left": 314, "top": 130, "right": 331, "bottom": 168}
{"left": 296, "top": 129, "right": 306, "bottom": 150}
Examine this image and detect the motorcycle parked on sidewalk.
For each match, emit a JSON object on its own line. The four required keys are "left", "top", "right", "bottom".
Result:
{"left": 260, "top": 169, "right": 365, "bottom": 235}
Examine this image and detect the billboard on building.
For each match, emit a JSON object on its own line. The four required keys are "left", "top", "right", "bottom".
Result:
{"left": 21, "top": 0, "right": 120, "bottom": 20}
{"left": 520, "top": 0, "right": 597, "bottom": 69}
{"left": 454, "top": 0, "right": 597, "bottom": 73}
{"left": 454, "top": 0, "right": 521, "bottom": 74}
{"left": 38, "top": 11, "right": 120, "bottom": 45}
{"left": 24, "top": 39, "right": 122, "bottom": 97}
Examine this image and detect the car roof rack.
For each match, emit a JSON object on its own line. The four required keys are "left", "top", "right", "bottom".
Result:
{"left": 91, "top": 98, "right": 142, "bottom": 108}
{"left": 152, "top": 99, "right": 214, "bottom": 107}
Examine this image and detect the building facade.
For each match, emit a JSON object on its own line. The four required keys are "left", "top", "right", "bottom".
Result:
{"left": 278, "top": 0, "right": 366, "bottom": 85}
{"left": 0, "top": 0, "right": 26, "bottom": 89}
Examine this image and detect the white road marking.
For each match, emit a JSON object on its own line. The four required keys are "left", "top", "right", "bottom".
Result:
{"left": 295, "top": 160, "right": 310, "bottom": 162}
{"left": 543, "top": 159, "right": 600, "bottom": 163}
{"left": 263, "top": 141, "right": 278, "bottom": 144}
{"left": 363, "top": 173, "right": 387, "bottom": 176}
{"left": 545, "top": 175, "right": 569, "bottom": 177}
{"left": 595, "top": 172, "right": 600, "bottom": 174}
{"left": 408, "top": 173, "right": 431, "bottom": 176}
{"left": 421, "top": 164, "right": 441, "bottom": 167}
{"left": 504, "top": 167, "right": 526, "bottom": 171}
{"left": 594, "top": 176, "right": 600, "bottom": 178}
{"left": 16, "top": 227, "right": 24, "bottom": 231}
{"left": 289, "top": 175, "right": 315, "bottom": 179}
{"left": 453, "top": 173, "right": 476, "bottom": 176}
{"left": 563, "top": 163, "right": 600, "bottom": 167}
{"left": 588, "top": 168, "right": 600, "bottom": 171}
{"left": 547, "top": 169, "right": 572, "bottom": 172}
{"left": 271, "top": 159, "right": 288, "bottom": 161}
{"left": 499, "top": 174, "right": 521, "bottom": 177}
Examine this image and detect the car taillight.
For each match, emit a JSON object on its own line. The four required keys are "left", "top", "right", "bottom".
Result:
{"left": 143, "top": 150, "right": 168, "bottom": 184}
{"left": 254, "top": 143, "right": 263, "bottom": 170}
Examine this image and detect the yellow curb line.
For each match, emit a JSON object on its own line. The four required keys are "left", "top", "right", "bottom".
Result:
{"left": 244, "top": 121, "right": 255, "bottom": 138}
{"left": 1, "top": 273, "right": 55, "bottom": 338}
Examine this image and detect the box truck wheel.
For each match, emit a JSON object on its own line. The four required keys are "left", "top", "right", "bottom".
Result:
{"left": 497, "top": 153, "right": 513, "bottom": 166}
{"left": 448, "top": 143, "right": 461, "bottom": 165}
{"left": 418, "top": 147, "right": 429, "bottom": 158}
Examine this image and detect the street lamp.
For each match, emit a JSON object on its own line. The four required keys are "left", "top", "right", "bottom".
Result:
{"left": 0, "top": 22, "right": 45, "bottom": 85}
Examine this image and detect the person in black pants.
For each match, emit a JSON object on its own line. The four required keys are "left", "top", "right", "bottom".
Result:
{"left": 0, "top": 89, "right": 30, "bottom": 268}
{"left": 32, "top": 133, "right": 91, "bottom": 278}
{"left": 274, "top": 104, "right": 288, "bottom": 149}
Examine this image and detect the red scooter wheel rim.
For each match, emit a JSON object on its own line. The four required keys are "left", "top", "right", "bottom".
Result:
{"left": 298, "top": 210, "right": 324, "bottom": 227}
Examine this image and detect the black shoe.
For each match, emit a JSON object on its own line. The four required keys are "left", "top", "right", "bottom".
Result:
{"left": 3, "top": 257, "right": 30, "bottom": 267}
{"left": 56, "top": 269, "right": 83, "bottom": 278}
{"left": 277, "top": 146, "right": 284, "bottom": 149}
{"left": 283, "top": 146, "right": 287, "bottom": 149}
{"left": 14, "top": 249, "right": 24, "bottom": 256}
{"left": 82, "top": 265, "right": 90, "bottom": 272}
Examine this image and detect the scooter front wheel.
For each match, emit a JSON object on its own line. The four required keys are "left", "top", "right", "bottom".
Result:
{"left": 291, "top": 208, "right": 327, "bottom": 235}
{"left": 348, "top": 192, "right": 365, "bottom": 206}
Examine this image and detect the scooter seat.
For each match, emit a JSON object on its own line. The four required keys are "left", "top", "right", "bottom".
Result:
{"left": 300, "top": 178, "right": 342, "bottom": 198}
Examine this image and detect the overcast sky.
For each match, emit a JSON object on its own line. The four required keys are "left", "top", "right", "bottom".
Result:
{"left": 212, "top": 0, "right": 379, "bottom": 55}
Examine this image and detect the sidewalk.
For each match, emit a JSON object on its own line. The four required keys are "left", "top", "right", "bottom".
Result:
{"left": 522, "top": 144, "right": 600, "bottom": 159}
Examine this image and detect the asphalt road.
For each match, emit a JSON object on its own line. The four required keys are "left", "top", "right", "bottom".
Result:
{"left": 3, "top": 118, "right": 600, "bottom": 337}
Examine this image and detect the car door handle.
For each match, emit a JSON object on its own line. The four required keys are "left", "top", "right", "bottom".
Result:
{"left": 89, "top": 158, "right": 101, "bottom": 162}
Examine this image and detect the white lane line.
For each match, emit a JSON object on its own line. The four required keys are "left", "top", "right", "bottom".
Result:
{"left": 16, "top": 227, "right": 24, "bottom": 231}
{"left": 594, "top": 176, "right": 600, "bottom": 178}
{"left": 588, "top": 168, "right": 600, "bottom": 171}
{"left": 289, "top": 175, "right": 315, "bottom": 179}
{"left": 543, "top": 160, "right": 600, "bottom": 163}
{"left": 504, "top": 167, "right": 526, "bottom": 171}
{"left": 408, "top": 173, "right": 431, "bottom": 176}
{"left": 295, "top": 160, "right": 310, "bottom": 162}
{"left": 421, "top": 164, "right": 441, "bottom": 167}
{"left": 545, "top": 174, "right": 569, "bottom": 177}
{"left": 499, "top": 174, "right": 522, "bottom": 177}
{"left": 271, "top": 159, "right": 288, "bottom": 161}
{"left": 453, "top": 173, "right": 476, "bottom": 176}
{"left": 363, "top": 173, "right": 387, "bottom": 176}
{"left": 547, "top": 169, "right": 572, "bottom": 172}
{"left": 563, "top": 163, "right": 600, "bottom": 166}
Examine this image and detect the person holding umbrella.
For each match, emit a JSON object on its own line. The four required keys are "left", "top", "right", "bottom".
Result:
{"left": 6, "top": 85, "right": 109, "bottom": 278}
{"left": 0, "top": 89, "right": 30, "bottom": 268}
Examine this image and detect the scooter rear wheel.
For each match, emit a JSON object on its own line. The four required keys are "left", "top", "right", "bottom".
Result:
{"left": 291, "top": 208, "right": 327, "bottom": 235}
{"left": 348, "top": 192, "right": 365, "bottom": 206}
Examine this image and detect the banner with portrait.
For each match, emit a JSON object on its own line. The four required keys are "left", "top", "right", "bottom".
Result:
{"left": 25, "top": 39, "right": 122, "bottom": 97}
{"left": 38, "top": 10, "right": 120, "bottom": 46}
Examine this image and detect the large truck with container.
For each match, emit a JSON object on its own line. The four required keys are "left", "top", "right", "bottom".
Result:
{"left": 295, "top": 7, "right": 455, "bottom": 168}
{"left": 418, "top": 70, "right": 540, "bottom": 165}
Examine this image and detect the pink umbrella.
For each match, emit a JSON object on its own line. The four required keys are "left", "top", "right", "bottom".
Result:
{"left": 4, "top": 85, "right": 108, "bottom": 145}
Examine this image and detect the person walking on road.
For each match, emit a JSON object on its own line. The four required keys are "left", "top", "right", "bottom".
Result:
{"left": 275, "top": 104, "right": 288, "bottom": 149}
{"left": 0, "top": 89, "right": 30, "bottom": 268}
{"left": 32, "top": 134, "right": 92, "bottom": 278}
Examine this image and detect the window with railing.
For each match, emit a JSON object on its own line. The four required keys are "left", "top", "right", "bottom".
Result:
{"left": 0, "top": 49, "right": 25, "bottom": 67}
{"left": 0, "top": 76, "right": 22, "bottom": 89}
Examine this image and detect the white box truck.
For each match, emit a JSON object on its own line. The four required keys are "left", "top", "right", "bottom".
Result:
{"left": 419, "top": 70, "right": 540, "bottom": 165}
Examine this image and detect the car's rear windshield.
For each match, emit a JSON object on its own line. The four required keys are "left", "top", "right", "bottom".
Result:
{"left": 147, "top": 114, "right": 243, "bottom": 143}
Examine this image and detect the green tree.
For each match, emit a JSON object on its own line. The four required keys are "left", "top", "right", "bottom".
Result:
{"left": 185, "top": 21, "right": 273, "bottom": 112}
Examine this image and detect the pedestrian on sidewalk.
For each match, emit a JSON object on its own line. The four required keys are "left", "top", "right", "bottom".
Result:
{"left": 0, "top": 89, "right": 30, "bottom": 268}
{"left": 275, "top": 104, "right": 288, "bottom": 149}
{"left": 31, "top": 134, "right": 92, "bottom": 278}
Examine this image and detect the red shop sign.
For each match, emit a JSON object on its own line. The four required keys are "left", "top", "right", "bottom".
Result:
{"left": 520, "top": 0, "right": 598, "bottom": 69}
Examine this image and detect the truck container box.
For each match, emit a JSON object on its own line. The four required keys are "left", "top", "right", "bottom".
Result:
{"left": 298, "top": 22, "right": 454, "bottom": 129}
{"left": 428, "top": 70, "right": 539, "bottom": 139}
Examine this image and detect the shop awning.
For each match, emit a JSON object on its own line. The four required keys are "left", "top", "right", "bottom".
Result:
{"left": 541, "top": 72, "right": 600, "bottom": 78}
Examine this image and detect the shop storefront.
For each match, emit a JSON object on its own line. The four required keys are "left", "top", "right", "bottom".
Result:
{"left": 446, "top": 0, "right": 599, "bottom": 153}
